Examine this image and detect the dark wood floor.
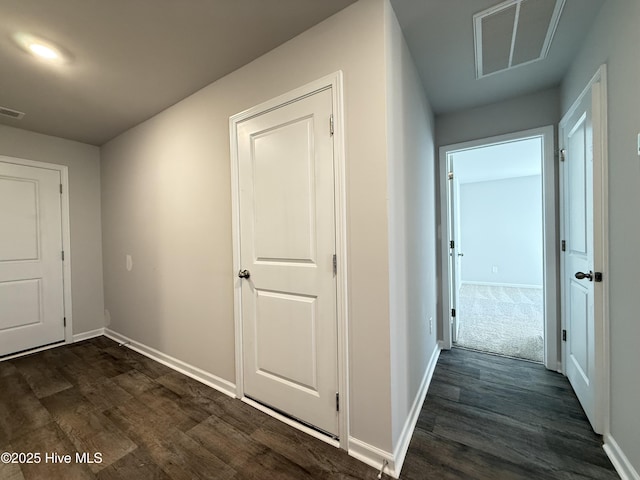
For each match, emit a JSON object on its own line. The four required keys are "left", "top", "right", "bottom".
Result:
{"left": 0, "top": 338, "right": 619, "bottom": 479}
{"left": 401, "top": 348, "right": 619, "bottom": 480}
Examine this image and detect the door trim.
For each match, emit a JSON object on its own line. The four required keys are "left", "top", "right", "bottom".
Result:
{"left": 0, "top": 154, "right": 73, "bottom": 347}
{"left": 229, "top": 72, "right": 349, "bottom": 449}
{"left": 438, "top": 126, "right": 558, "bottom": 369}
{"left": 559, "top": 64, "right": 609, "bottom": 435}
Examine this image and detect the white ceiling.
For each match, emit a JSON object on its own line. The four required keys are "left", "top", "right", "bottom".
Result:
{"left": 452, "top": 137, "right": 542, "bottom": 184}
{"left": 0, "top": 0, "right": 356, "bottom": 146}
{"left": 0, "top": 0, "right": 606, "bottom": 146}
{"left": 391, "top": 0, "right": 606, "bottom": 114}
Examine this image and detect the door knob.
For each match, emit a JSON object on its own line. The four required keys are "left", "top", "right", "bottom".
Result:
{"left": 575, "top": 271, "right": 593, "bottom": 281}
{"left": 457, "top": 252, "right": 464, "bottom": 257}
{"left": 238, "top": 269, "right": 251, "bottom": 279}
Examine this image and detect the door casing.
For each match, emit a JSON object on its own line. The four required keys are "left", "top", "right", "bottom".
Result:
{"left": 559, "top": 64, "right": 609, "bottom": 436}
{"left": 229, "top": 72, "right": 349, "bottom": 449}
{"left": 438, "top": 126, "right": 558, "bottom": 370}
{"left": 0, "top": 155, "right": 73, "bottom": 359}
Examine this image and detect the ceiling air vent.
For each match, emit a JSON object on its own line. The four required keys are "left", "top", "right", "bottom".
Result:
{"left": 0, "top": 106, "right": 26, "bottom": 120}
{"left": 474, "top": 0, "right": 565, "bottom": 79}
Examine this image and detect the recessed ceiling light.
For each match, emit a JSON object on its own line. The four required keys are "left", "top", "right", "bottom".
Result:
{"left": 28, "top": 43, "right": 60, "bottom": 60}
{"left": 13, "top": 33, "right": 69, "bottom": 63}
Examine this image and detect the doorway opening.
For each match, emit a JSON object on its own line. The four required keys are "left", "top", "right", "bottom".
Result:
{"left": 452, "top": 138, "right": 544, "bottom": 362}
{"left": 440, "top": 127, "right": 558, "bottom": 369}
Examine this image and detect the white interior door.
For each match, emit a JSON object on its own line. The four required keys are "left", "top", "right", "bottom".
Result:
{"left": 561, "top": 88, "right": 600, "bottom": 433}
{"left": 447, "top": 157, "right": 460, "bottom": 343}
{"left": 0, "top": 161, "right": 65, "bottom": 357}
{"left": 236, "top": 88, "right": 338, "bottom": 436}
{"left": 453, "top": 176, "right": 463, "bottom": 342}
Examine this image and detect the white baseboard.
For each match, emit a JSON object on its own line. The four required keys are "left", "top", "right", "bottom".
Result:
{"left": 348, "top": 437, "right": 396, "bottom": 478}
{"left": 604, "top": 434, "right": 640, "bottom": 480}
{"left": 73, "top": 328, "right": 105, "bottom": 342}
{"left": 461, "top": 281, "right": 543, "bottom": 289}
{"left": 103, "top": 328, "right": 236, "bottom": 398}
{"left": 347, "top": 344, "right": 442, "bottom": 479}
{"left": 392, "top": 344, "right": 441, "bottom": 476}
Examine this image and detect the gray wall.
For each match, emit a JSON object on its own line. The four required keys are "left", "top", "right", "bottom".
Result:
{"left": 384, "top": 1, "right": 439, "bottom": 452}
{"left": 561, "top": 0, "right": 640, "bottom": 473}
{"left": 101, "top": 0, "right": 397, "bottom": 454}
{"left": 436, "top": 87, "right": 561, "bottom": 148}
{"left": 460, "top": 175, "right": 543, "bottom": 287}
{"left": 0, "top": 124, "right": 105, "bottom": 335}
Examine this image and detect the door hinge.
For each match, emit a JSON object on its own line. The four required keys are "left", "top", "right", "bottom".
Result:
{"left": 451, "top": 308, "right": 456, "bottom": 318}
{"left": 61, "top": 250, "right": 65, "bottom": 261}
{"left": 329, "top": 114, "right": 334, "bottom": 136}
{"left": 448, "top": 171, "right": 454, "bottom": 180}
{"left": 63, "top": 317, "right": 66, "bottom": 327}
{"left": 60, "top": 183, "right": 63, "bottom": 194}
{"left": 562, "top": 329, "right": 567, "bottom": 341}
{"left": 450, "top": 240, "right": 455, "bottom": 249}
{"left": 336, "top": 392, "right": 340, "bottom": 412}
{"left": 561, "top": 240, "right": 566, "bottom": 252}
{"left": 560, "top": 148, "right": 566, "bottom": 162}
{"left": 333, "top": 254, "right": 337, "bottom": 275}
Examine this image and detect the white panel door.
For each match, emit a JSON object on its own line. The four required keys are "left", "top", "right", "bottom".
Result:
{"left": 561, "top": 90, "right": 599, "bottom": 432}
{"left": 237, "top": 88, "right": 338, "bottom": 436}
{"left": 0, "top": 161, "right": 65, "bottom": 356}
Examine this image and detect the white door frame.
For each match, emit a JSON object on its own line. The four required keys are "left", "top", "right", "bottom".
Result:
{"left": 229, "top": 72, "right": 349, "bottom": 449}
{"left": 0, "top": 154, "right": 73, "bottom": 353}
{"left": 438, "top": 126, "right": 558, "bottom": 369}
{"left": 559, "top": 64, "right": 609, "bottom": 435}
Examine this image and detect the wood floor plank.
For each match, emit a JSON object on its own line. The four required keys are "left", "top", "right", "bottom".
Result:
{"left": 76, "top": 377, "right": 133, "bottom": 412}
{"left": 52, "top": 409, "right": 137, "bottom": 473}
{"left": 251, "top": 415, "right": 372, "bottom": 479}
{"left": 10, "top": 422, "right": 94, "bottom": 480}
{"left": 40, "top": 387, "right": 96, "bottom": 419}
{"left": 0, "top": 442, "right": 26, "bottom": 480}
{"left": 112, "top": 370, "right": 157, "bottom": 397}
{"left": 103, "top": 391, "right": 200, "bottom": 442}
{"left": 11, "top": 354, "right": 73, "bottom": 399}
{"left": 96, "top": 447, "right": 171, "bottom": 480}
{"left": 0, "top": 360, "right": 18, "bottom": 378}
{"left": 401, "top": 429, "right": 556, "bottom": 480}
{"left": 0, "top": 373, "right": 52, "bottom": 441}
{"left": 0, "top": 338, "right": 620, "bottom": 479}
{"left": 186, "top": 415, "right": 268, "bottom": 469}
{"left": 400, "top": 348, "right": 619, "bottom": 480}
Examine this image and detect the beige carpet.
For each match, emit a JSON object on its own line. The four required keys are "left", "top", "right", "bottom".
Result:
{"left": 455, "top": 284, "right": 544, "bottom": 362}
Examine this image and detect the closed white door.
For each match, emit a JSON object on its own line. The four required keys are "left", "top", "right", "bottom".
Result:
{"left": 0, "top": 161, "right": 65, "bottom": 356}
{"left": 561, "top": 88, "right": 600, "bottom": 433}
{"left": 236, "top": 88, "right": 338, "bottom": 436}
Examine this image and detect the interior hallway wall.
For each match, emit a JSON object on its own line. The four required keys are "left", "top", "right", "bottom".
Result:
{"left": 384, "top": 0, "right": 439, "bottom": 455}
{"left": 561, "top": 0, "right": 640, "bottom": 474}
{"left": 435, "top": 87, "right": 560, "bottom": 148}
{"left": 0, "top": 124, "right": 105, "bottom": 335}
{"left": 459, "top": 175, "right": 543, "bottom": 287}
{"left": 101, "top": 0, "right": 395, "bottom": 454}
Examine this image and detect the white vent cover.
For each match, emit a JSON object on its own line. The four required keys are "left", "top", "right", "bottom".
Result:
{"left": 474, "top": 0, "right": 565, "bottom": 78}
{"left": 0, "top": 106, "right": 26, "bottom": 120}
